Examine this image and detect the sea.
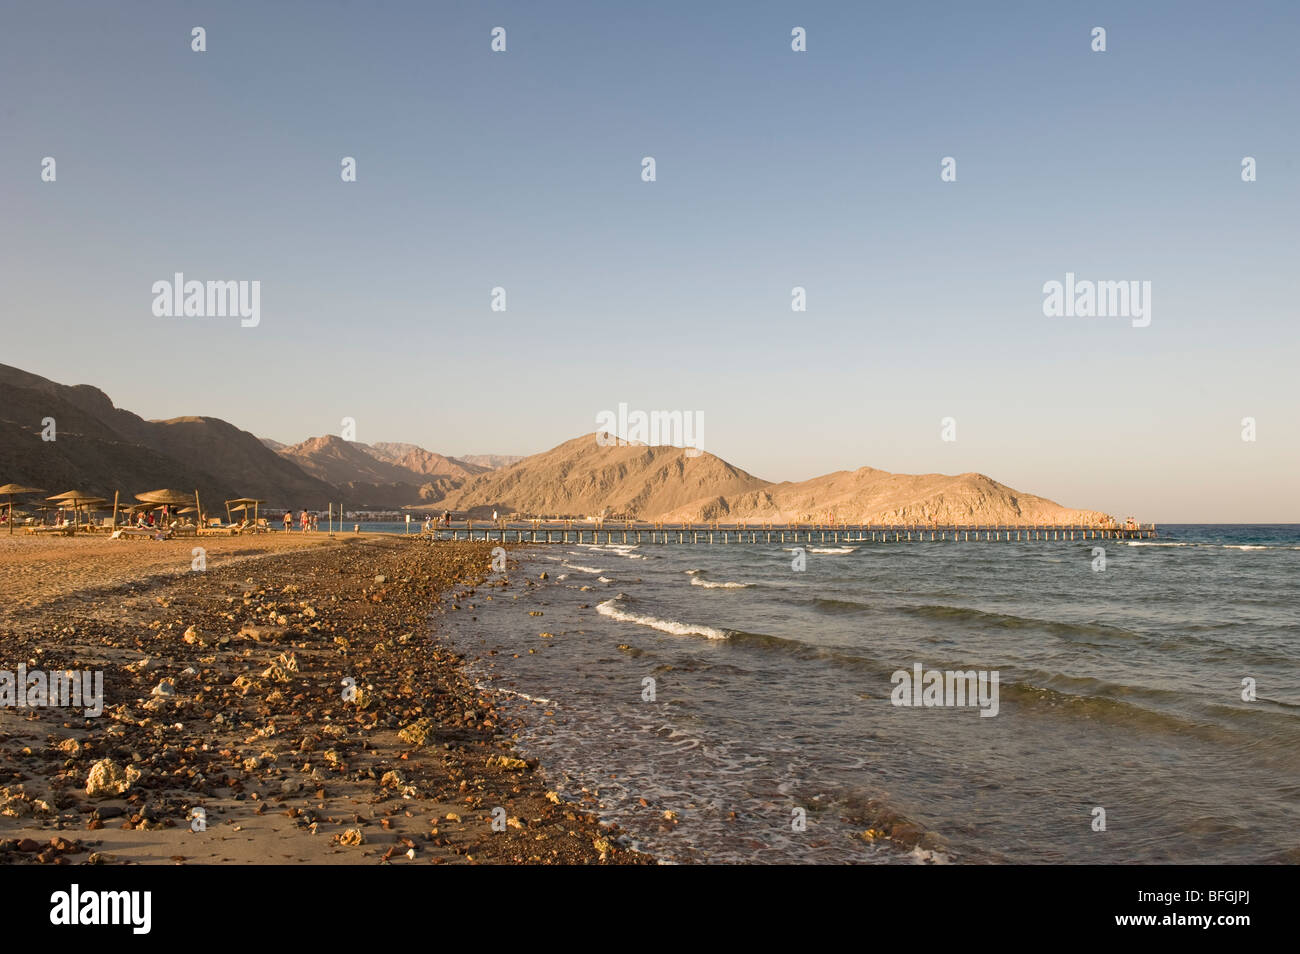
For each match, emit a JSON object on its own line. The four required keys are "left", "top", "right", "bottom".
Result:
{"left": 438, "top": 525, "right": 1300, "bottom": 864}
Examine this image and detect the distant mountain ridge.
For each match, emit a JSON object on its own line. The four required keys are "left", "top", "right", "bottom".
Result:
{"left": 355, "top": 442, "right": 487, "bottom": 480}
{"left": 263, "top": 436, "right": 494, "bottom": 508}
{"left": 660, "top": 465, "right": 1107, "bottom": 525}
{"left": 275, "top": 435, "right": 426, "bottom": 486}
{"left": 0, "top": 365, "right": 1111, "bottom": 522}
{"left": 458, "top": 453, "right": 525, "bottom": 470}
{"left": 261, "top": 437, "right": 504, "bottom": 485}
{"left": 435, "top": 433, "right": 1109, "bottom": 523}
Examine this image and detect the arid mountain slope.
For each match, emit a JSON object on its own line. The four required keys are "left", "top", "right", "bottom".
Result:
{"left": 436, "top": 434, "right": 770, "bottom": 518}
{"left": 438, "top": 433, "right": 1109, "bottom": 523}
{"left": 660, "top": 466, "right": 1108, "bottom": 524}
{"left": 0, "top": 364, "right": 332, "bottom": 506}
{"left": 360, "top": 442, "right": 487, "bottom": 480}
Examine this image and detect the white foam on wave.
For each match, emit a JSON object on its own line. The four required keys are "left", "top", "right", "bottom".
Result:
{"left": 690, "top": 577, "right": 751, "bottom": 589}
{"left": 606, "top": 545, "right": 647, "bottom": 560}
{"left": 475, "top": 683, "right": 556, "bottom": 707}
{"left": 561, "top": 562, "right": 607, "bottom": 574}
{"left": 1128, "top": 541, "right": 1279, "bottom": 550}
{"left": 579, "top": 543, "right": 645, "bottom": 558}
{"left": 596, "top": 598, "right": 730, "bottom": 640}
{"left": 783, "top": 546, "right": 858, "bottom": 554}
{"left": 597, "top": 576, "right": 615, "bottom": 583}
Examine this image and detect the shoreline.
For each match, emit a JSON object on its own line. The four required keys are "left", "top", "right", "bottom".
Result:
{"left": 0, "top": 534, "right": 649, "bottom": 864}
{"left": 449, "top": 544, "right": 953, "bottom": 864}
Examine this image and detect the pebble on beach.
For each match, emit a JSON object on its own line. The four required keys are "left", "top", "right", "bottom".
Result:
{"left": 0, "top": 536, "right": 648, "bottom": 866}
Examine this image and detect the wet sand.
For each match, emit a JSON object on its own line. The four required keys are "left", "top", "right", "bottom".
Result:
{"left": 0, "top": 533, "right": 648, "bottom": 864}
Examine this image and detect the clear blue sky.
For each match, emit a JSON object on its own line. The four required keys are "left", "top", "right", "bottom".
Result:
{"left": 2, "top": 1, "right": 1296, "bottom": 521}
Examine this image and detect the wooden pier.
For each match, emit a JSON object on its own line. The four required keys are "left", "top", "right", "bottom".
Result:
{"left": 413, "top": 521, "right": 1157, "bottom": 545}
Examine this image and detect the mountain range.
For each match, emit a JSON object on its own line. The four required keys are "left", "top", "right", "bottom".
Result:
{"left": 0, "top": 364, "right": 1109, "bottom": 523}
{"left": 434, "top": 434, "right": 1108, "bottom": 524}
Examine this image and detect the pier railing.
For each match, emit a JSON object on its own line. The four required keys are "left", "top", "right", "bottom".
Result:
{"left": 410, "top": 521, "right": 1157, "bottom": 545}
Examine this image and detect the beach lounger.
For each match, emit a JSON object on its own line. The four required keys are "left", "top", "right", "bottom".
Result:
{"left": 197, "top": 521, "right": 240, "bottom": 536}
{"left": 111, "top": 528, "right": 165, "bottom": 540}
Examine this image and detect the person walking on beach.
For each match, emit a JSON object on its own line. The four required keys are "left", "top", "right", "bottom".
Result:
{"left": 311, "top": 513, "right": 319, "bottom": 532}
{"left": 300, "top": 509, "right": 309, "bottom": 532}
{"left": 283, "top": 510, "right": 292, "bottom": 532}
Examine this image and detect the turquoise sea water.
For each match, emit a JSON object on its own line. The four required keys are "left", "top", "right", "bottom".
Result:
{"left": 443, "top": 526, "right": 1300, "bottom": 863}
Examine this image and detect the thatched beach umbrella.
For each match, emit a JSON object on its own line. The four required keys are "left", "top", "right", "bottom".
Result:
{"left": 76, "top": 498, "right": 110, "bottom": 528}
{"left": 136, "top": 489, "right": 196, "bottom": 528}
{"left": 225, "top": 498, "right": 265, "bottom": 525}
{"left": 47, "top": 490, "right": 96, "bottom": 503}
{"left": 135, "top": 489, "right": 196, "bottom": 506}
{"left": 48, "top": 491, "right": 106, "bottom": 529}
{"left": 66, "top": 497, "right": 108, "bottom": 527}
{"left": 22, "top": 502, "right": 59, "bottom": 527}
{"left": 118, "top": 502, "right": 152, "bottom": 525}
{"left": 0, "top": 483, "right": 45, "bottom": 535}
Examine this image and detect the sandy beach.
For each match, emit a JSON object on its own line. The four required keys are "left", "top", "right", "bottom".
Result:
{"left": 0, "top": 532, "right": 646, "bottom": 864}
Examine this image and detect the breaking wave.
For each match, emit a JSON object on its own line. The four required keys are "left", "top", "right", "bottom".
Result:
{"left": 596, "top": 597, "right": 731, "bottom": 640}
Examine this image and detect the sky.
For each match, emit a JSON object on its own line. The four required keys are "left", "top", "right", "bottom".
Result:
{"left": 2, "top": 1, "right": 1297, "bottom": 522}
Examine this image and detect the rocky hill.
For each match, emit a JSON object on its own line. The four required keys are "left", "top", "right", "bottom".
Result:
{"left": 0, "top": 364, "right": 333, "bottom": 508}
{"left": 437, "top": 433, "right": 1109, "bottom": 524}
